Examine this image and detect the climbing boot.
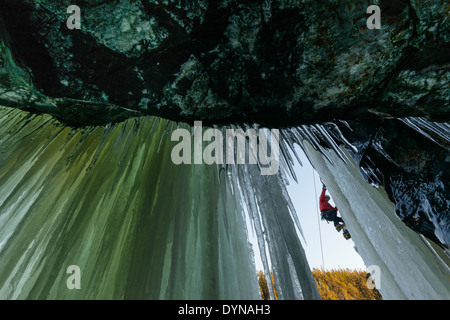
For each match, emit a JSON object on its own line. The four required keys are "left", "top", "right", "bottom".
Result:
{"left": 336, "top": 224, "right": 346, "bottom": 232}
{"left": 343, "top": 229, "right": 351, "bottom": 240}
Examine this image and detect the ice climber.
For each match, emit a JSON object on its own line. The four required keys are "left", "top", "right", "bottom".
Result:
{"left": 319, "top": 184, "right": 351, "bottom": 240}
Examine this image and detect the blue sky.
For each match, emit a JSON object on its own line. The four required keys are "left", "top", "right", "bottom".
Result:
{"left": 287, "top": 145, "right": 367, "bottom": 271}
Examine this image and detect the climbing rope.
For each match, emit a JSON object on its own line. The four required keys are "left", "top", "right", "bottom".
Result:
{"left": 312, "top": 169, "right": 326, "bottom": 269}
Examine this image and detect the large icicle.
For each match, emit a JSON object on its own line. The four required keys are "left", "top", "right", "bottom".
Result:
{"left": 234, "top": 163, "right": 319, "bottom": 300}
{"left": 0, "top": 106, "right": 319, "bottom": 299}
{"left": 0, "top": 106, "right": 262, "bottom": 299}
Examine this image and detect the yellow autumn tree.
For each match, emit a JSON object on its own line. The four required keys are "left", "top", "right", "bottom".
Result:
{"left": 258, "top": 268, "right": 383, "bottom": 300}
{"left": 257, "top": 269, "right": 279, "bottom": 300}
{"left": 257, "top": 270, "right": 270, "bottom": 300}
{"left": 312, "top": 268, "right": 383, "bottom": 300}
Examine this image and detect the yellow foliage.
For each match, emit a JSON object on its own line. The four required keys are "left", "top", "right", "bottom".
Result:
{"left": 312, "top": 268, "right": 383, "bottom": 300}
{"left": 257, "top": 269, "right": 279, "bottom": 300}
{"left": 257, "top": 270, "right": 270, "bottom": 300}
{"left": 270, "top": 271, "right": 279, "bottom": 300}
{"left": 257, "top": 268, "right": 383, "bottom": 300}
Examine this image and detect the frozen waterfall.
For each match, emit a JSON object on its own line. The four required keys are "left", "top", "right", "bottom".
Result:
{"left": 0, "top": 106, "right": 319, "bottom": 300}
{"left": 1, "top": 104, "right": 449, "bottom": 300}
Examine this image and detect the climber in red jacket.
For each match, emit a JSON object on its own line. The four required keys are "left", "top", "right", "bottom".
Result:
{"left": 319, "top": 184, "right": 350, "bottom": 239}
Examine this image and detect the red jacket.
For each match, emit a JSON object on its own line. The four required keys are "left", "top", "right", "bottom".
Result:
{"left": 319, "top": 189, "right": 338, "bottom": 212}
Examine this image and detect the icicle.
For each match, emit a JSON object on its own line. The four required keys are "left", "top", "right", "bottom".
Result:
{"left": 338, "top": 119, "right": 353, "bottom": 131}
{"left": 233, "top": 166, "right": 274, "bottom": 299}
{"left": 400, "top": 117, "right": 450, "bottom": 148}
{"left": 324, "top": 122, "right": 358, "bottom": 154}
{"left": 281, "top": 130, "right": 303, "bottom": 167}
{"left": 279, "top": 137, "right": 298, "bottom": 183}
